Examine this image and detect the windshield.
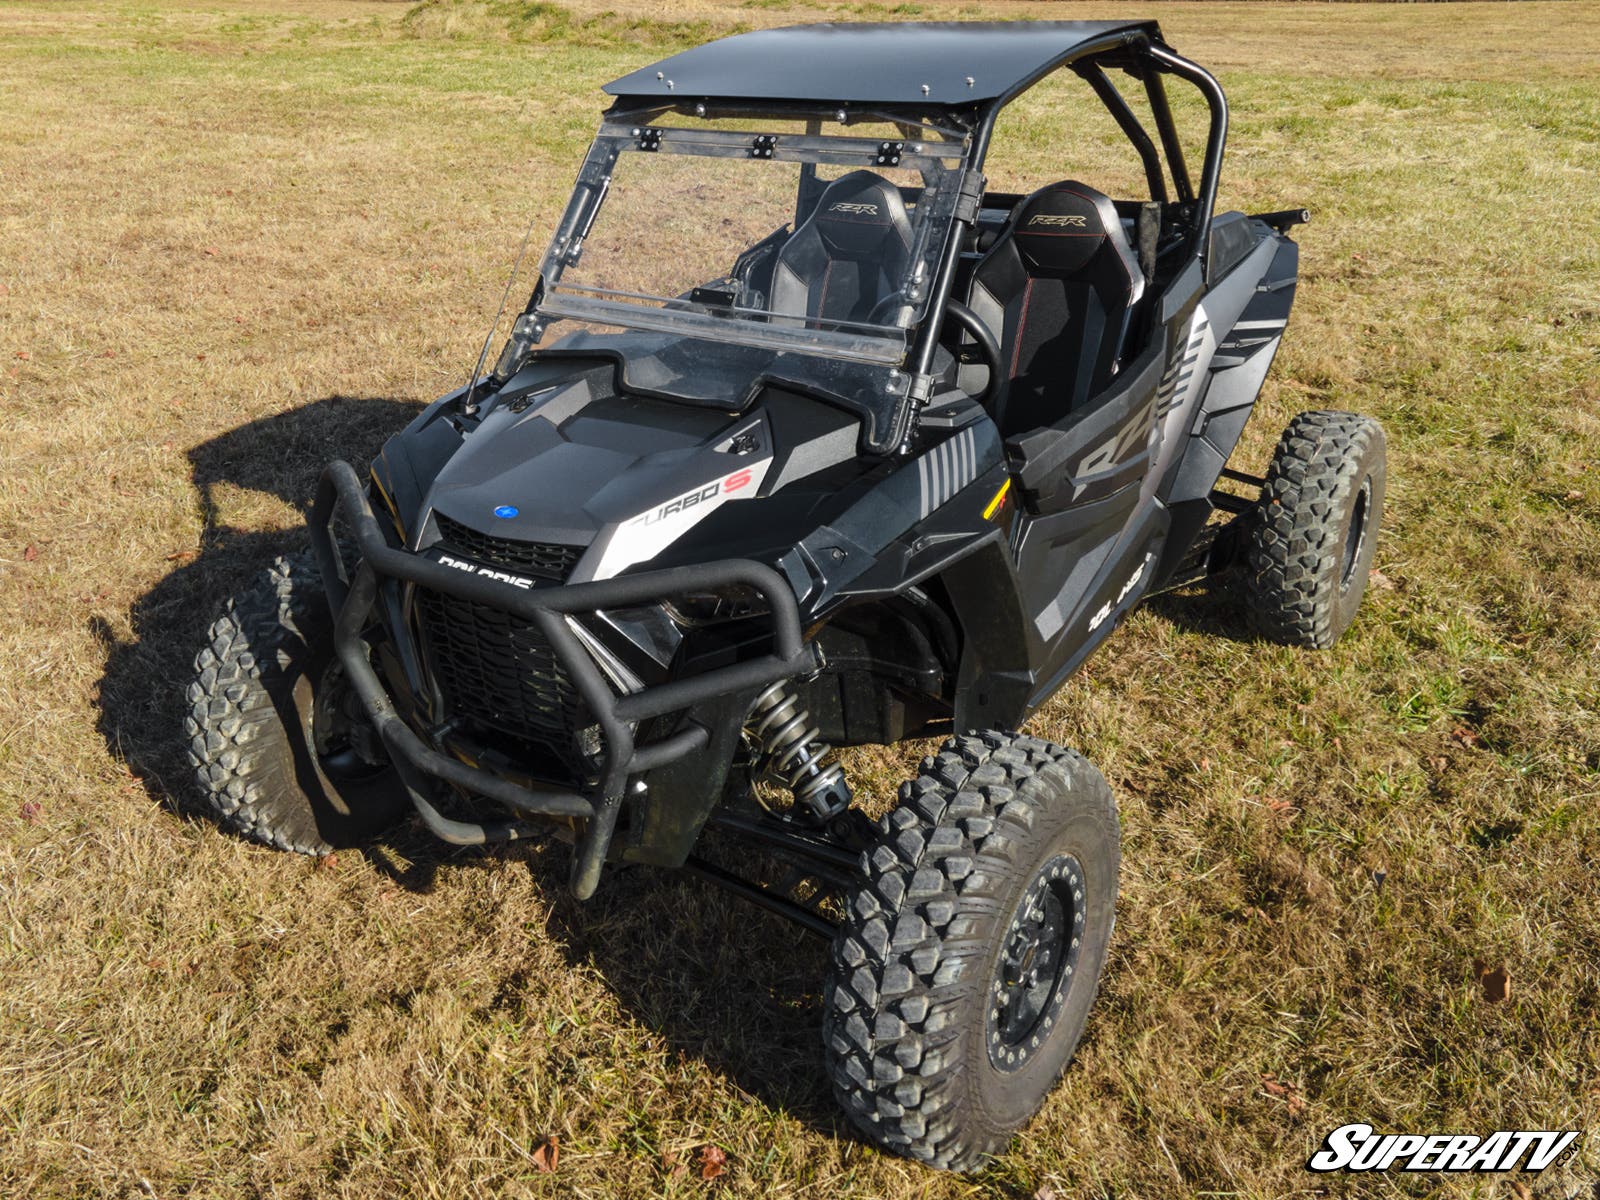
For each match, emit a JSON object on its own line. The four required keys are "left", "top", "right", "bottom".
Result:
{"left": 496, "top": 116, "right": 971, "bottom": 451}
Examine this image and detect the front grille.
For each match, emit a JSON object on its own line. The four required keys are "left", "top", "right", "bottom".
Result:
{"left": 433, "top": 513, "right": 582, "bottom": 581}
{"left": 415, "top": 517, "right": 589, "bottom": 775}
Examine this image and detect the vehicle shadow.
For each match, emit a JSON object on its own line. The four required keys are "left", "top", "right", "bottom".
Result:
{"left": 532, "top": 850, "right": 842, "bottom": 1128}
{"left": 90, "top": 394, "right": 840, "bottom": 1126}
{"left": 1145, "top": 566, "right": 1256, "bottom": 643}
{"left": 91, "top": 395, "right": 422, "bottom": 840}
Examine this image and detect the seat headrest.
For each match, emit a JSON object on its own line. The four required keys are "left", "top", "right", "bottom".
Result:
{"left": 1011, "top": 181, "right": 1127, "bottom": 276}
{"left": 810, "top": 170, "right": 911, "bottom": 258}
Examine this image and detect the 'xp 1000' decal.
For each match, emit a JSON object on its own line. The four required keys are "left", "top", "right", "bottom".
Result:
{"left": 587, "top": 458, "right": 772, "bottom": 581}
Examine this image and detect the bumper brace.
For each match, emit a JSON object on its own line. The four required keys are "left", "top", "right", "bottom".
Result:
{"left": 308, "top": 460, "right": 814, "bottom": 898}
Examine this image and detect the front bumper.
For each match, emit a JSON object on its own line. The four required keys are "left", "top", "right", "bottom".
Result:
{"left": 308, "top": 459, "right": 814, "bottom": 898}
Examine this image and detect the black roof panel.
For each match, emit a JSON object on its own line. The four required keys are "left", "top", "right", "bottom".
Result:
{"left": 603, "top": 21, "right": 1159, "bottom": 107}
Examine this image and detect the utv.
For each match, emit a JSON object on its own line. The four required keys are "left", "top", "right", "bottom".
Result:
{"left": 187, "top": 21, "right": 1387, "bottom": 1170}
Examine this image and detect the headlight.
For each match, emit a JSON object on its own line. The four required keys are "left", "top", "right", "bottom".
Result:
{"left": 662, "top": 584, "right": 771, "bottom": 627}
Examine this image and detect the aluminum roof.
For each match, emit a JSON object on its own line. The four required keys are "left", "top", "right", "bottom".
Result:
{"left": 603, "top": 21, "right": 1160, "bottom": 107}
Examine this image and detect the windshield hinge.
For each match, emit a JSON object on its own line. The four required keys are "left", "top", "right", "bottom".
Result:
{"left": 955, "top": 169, "right": 986, "bottom": 225}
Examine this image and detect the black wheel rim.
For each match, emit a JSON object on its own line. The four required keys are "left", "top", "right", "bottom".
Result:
{"left": 1340, "top": 477, "right": 1371, "bottom": 591}
{"left": 309, "top": 659, "right": 389, "bottom": 783}
{"left": 987, "top": 853, "right": 1086, "bottom": 1072}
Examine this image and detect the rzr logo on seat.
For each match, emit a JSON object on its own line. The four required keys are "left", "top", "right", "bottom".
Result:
{"left": 828, "top": 202, "right": 880, "bottom": 216}
{"left": 628, "top": 468, "right": 754, "bottom": 528}
{"left": 1028, "top": 213, "right": 1089, "bottom": 228}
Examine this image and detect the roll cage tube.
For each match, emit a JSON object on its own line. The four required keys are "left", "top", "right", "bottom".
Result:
{"left": 906, "top": 35, "right": 1229, "bottom": 392}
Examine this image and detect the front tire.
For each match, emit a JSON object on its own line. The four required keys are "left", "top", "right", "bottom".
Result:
{"left": 823, "top": 732, "right": 1120, "bottom": 1171}
{"left": 1247, "top": 410, "right": 1387, "bottom": 648}
{"left": 185, "top": 549, "right": 408, "bottom": 854}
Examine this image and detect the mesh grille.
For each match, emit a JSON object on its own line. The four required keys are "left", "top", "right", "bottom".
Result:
{"left": 415, "top": 517, "right": 588, "bottom": 772}
{"left": 433, "top": 513, "right": 582, "bottom": 581}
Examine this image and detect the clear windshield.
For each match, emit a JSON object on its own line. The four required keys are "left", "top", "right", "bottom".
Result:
{"left": 536, "top": 121, "right": 966, "bottom": 364}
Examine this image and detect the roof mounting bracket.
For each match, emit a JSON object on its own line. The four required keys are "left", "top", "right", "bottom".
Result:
{"left": 636, "top": 126, "right": 662, "bottom": 152}
{"left": 750, "top": 133, "right": 777, "bottom": 159}
{"left": 875, "top": 140, "right": 904, "bottom": 167}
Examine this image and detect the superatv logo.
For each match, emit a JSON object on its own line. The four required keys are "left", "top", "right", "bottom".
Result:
{"left": 436, "top": 554, "right": 536, "bottom": 590}
{"left": 1306, "top": 1124, "right": 1579, "bottom": 1174}
{"left": 1028, "top": 213, "right": 1088, "bottom": 228}
{"left": 626, "top": 468, "right": 755, "bottom": 529}
{"left": 828, "top": 202, "right": 880, "bottom": 216}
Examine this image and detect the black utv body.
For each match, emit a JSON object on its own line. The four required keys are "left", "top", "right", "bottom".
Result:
{"left": 187, "top": 21, "right": 1387, "bottom": 1170}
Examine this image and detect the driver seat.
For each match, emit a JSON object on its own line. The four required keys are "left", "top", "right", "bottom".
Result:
{"left": 967, "top": 181, "right": 1146, "bottom": 434}
{"left": 770, "top": 170, "right": 915, "bottom": 328}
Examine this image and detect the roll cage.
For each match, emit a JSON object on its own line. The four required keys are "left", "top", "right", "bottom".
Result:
{"left": 495, "top": 20, "right": 1229, "bottom": 450}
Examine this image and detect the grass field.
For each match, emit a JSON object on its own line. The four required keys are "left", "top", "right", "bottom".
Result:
{"left": 3, "top": 0, "right": 1599, "bottom": 1196}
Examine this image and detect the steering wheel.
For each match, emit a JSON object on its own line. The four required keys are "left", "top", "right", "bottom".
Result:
{"left": 941, "top": 299, "right": 1002, "bottom": 410}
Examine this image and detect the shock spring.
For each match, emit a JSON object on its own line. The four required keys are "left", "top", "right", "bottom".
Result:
{"left": 746, "top": 681, "right": 852, "bottom": 821}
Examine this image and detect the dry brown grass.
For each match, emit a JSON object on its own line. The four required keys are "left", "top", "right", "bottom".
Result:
{"left": 2, "top": 1, "right": 1599, "bottom": 1196}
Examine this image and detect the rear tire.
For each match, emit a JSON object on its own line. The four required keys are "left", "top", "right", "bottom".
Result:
{"left": 184, "top": 549, "right": 408, "bottom": 854}
{"left": 1247, "top": 410, "right": 1387, "bottom": 648}
{"left": 823, "top": 731, "right": 1119, "bottom": 1171}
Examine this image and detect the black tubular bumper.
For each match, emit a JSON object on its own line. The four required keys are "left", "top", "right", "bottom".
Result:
{"left": 307, "top": 459, "right": 815, "bottom": 899}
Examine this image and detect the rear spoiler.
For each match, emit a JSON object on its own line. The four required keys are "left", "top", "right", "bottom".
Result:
{"left": 1251, "top": 208, "right": 1311, "bottom": 233}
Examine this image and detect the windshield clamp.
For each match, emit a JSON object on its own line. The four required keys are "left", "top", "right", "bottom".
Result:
{"left": 875, "top": 140, "right": 904, "bottom": 167}
{"left": 955, "top": 169, "right": 986, "bottom": 224}
{"left": 750, "top": 134, "right": 777, "bottom": 159}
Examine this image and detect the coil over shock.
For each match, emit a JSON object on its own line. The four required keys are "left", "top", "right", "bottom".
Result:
{"left": 746, "top": 681, "right": 852, "bottom": 821}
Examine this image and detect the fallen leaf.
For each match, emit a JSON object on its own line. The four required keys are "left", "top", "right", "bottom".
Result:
{"left": 1033, "top": 1187, "right": 1060, "bottom": 1200}
{"left": 1367, "top": 568, "right": 1395, "bottom": 591}
{"left": 100, "top": 349, "right": 115, "bottom": 358}
{"left": 202, "top": 247, "right": 218, "bottom": 257}
{"left": 20, "top": 799, "right": 42, "bottom": 823}
{"left": 698, "top": 1144, "right": 727, "bottom": 1181}
{"left": 316, "top": 853, "right": 339, "bottom": 872}
{"left": 1260, "top": 1073, "right": 1306, "bottom": 1115}
{"left": 1475, "top": 962, "right": 1511, "bottom": 1004}
{"left": 195, "top": 353, "right": 207, "bottom": 361}
{"left": 1265, "top": 796, "right": 1298, "bottom": 818}
{"left": 1511, "top": 1181, "right": 1532, "bottom": 1200}
{"left": 1427, "top": 755, "right": 1448, "bottom": 773}
{"left": 164, "top": 549, "right": 196, "bottom": 564}
{"left": 661, "top": 1149, "right": 688, "bottom": 1179}
{"left": 13, "top": 350, "right": 28, "bottom": 360}
{"left": 1199, "top": 756, "right": 1212, "bottom": 772}
{"left": 1563, "top": 490, "right": 1583, "bottom": 503}
{"left": 23, "top": 543, "right": 38, "bottom": 562}
{"left": 1451, "top": 727, "right": 1482, "bottom": 749}
{"left": 0, "top": 283, "right": 9, "bottom": 296}
{"left": 530, "top": 1133, "right": 559, "bottom": 1173}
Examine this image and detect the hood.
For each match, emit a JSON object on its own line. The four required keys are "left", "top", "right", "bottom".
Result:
{"left": 419, "top": 376, "right": 774, "bottom": 583}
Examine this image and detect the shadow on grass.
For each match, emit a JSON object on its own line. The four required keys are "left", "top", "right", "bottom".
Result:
{"left": 534, "top": 848, "right": 841, "bottom": 1126}
{"left": 90, "top": 392, "right": 841, "bottom": 1126}
{"left": 91, "top": 395, "right": 422, "bottom": 835}
{"left": 1145, "top": 567, "right": 1256, "bottom": 643}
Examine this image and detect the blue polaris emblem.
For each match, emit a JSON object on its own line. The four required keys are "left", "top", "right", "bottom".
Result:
{"left": 492, "top": 505, "right": 519, "bottom": 519}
